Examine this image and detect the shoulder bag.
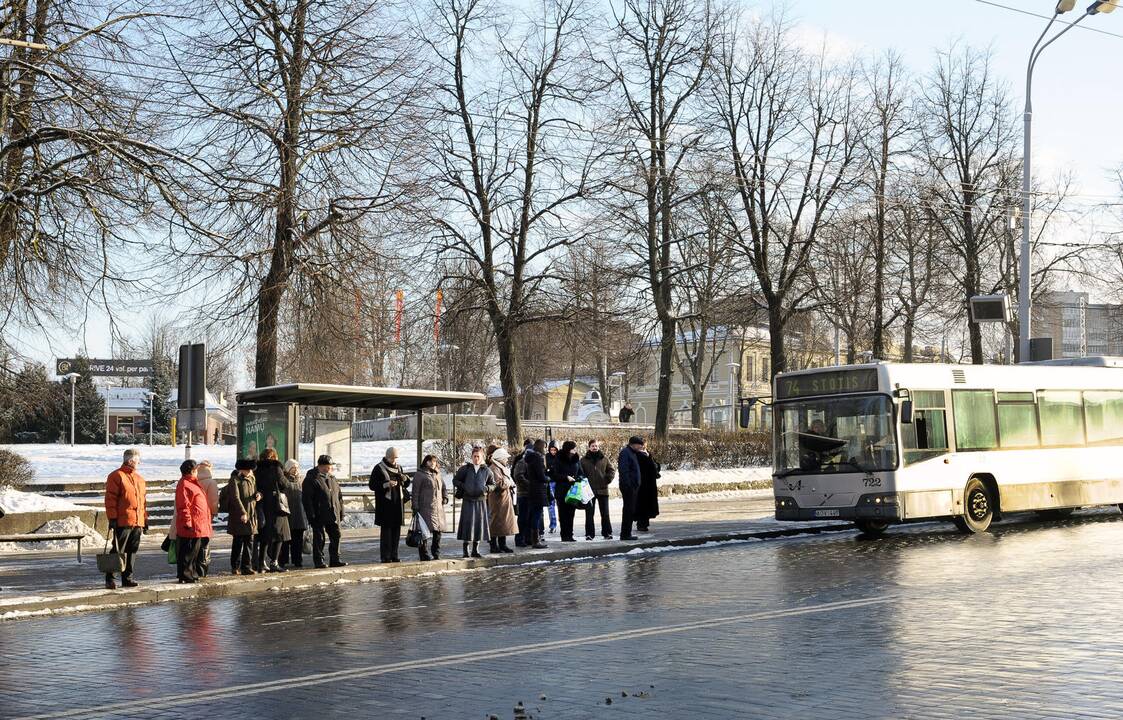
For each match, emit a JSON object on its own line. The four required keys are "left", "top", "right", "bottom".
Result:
{"left": 96, "top": 530, "right": 126, "bottom": 575}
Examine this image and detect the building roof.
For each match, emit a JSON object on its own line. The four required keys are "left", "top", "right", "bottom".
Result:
{"left": 236, "top": 383, "right": 485, "bottom": 411}
{"left": 485, "top": 376, "right": 597, "bottom": 399}
{"left": 98, "top": 386, "right": 236, "bottom": 422}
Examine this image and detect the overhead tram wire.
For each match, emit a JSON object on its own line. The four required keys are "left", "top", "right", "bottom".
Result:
{"left": 975, "top": 0, "right": 1123, "bottom": 39}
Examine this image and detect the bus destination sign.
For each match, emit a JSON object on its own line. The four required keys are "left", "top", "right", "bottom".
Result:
{"left": 776, "top": 368, "right": 879, "bottom": 400}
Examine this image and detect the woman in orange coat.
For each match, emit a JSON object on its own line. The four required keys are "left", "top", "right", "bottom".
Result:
{"left": 175, "top": 459, "right": 213, "bottom": 584}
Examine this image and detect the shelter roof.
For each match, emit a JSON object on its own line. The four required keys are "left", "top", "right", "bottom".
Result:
{"left": 235, "top": 384, "right": 485, "bottom": 411}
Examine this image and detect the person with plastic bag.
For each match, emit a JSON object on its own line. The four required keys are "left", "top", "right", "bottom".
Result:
{"left": 453, "top": 446, "right": 494, "bottom": 558}
{"left": 486, "top": 445, "right": 517, "bottom": 553}
{"left": 103, "top": 448, "right": 147, "bottom": 589}
{"left": 549, "top": 440, "right": 585, "bottom": 543}
{"left": 280, "top": 459, "right": 307, "bottom": 568}
{"left": 371, "top": 447, "right": 411, "bottom": 563}
{"left": 580, "top": 439, "right": 616, "bottom": 540}
{"left": 411, "top": 454, "right": 446, "bottom": 561}
{"left": 174, "top": 459, "right": 212, "bottom": 584}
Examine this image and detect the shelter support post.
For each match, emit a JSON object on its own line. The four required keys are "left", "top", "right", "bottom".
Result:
{"left": 416, "top": 409, "right": 423, "bottom": 472}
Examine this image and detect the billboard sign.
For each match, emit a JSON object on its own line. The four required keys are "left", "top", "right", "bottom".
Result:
{"left": 237, "top": 403, "right": 296, "bottom": 461}
{"left": 56, "top": 358, "right": 153, "bottom": 377}
{"left": 314, "top": 419, "right": 352, "bottom": 480}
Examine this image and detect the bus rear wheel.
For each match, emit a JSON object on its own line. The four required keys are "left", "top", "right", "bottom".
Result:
{"left": 953, "top": 478, "right": 993, "bottom": 534}
{"left": 855, "top": 520, "right": 890, "bottom": 536}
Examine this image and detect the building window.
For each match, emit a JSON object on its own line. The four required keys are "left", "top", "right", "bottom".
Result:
{"left": 117, "top": 417, "right": 135, "bottom": 434}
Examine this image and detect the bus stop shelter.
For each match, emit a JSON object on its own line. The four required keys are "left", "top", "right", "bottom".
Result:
{"left": 234, "top": 384, "right": 486, "bottom": 469}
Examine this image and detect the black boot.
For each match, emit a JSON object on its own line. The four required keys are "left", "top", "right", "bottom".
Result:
{"left": 471, "top": 542, "right": 482, "bottom": 559}
{"left": 499, "top": 536, "right": 514, "bottom": 553}
{"left": 463, "top": 542, "right": 470, "bottom": 559}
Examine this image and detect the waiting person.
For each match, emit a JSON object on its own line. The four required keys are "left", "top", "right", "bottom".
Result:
{"left": 104, "top": 448, "right": 147, "bottom": 589}
{"left": 411, "top": 454, "right": 447, "bottom": 561}
{"left": 580, "top": 439, "right": 616, "bottom": 540}
{"left": 487, "top": 446, "right": 517, "bottom": 553}
{"left": 635, "top": 444, "right": 661, "bottom": 533}
{"left": 512, "top": 439, "right": 532, "bottom": 547}
{"left": 545, "top": 440, "right": 559, "bottom": 534}
{"left": 174, "top": 459, "right": 212, "bottom": 584}
{"left": 617, "top": 436, "right": 644, "bottom": 541}
{"left": 619, "top": 402, "right": 635, "bottom": 423}
{"left": 226, "top": 458, "right": 260, "bottom": 575}
{"left": 196, "top": 460, "right": 220, "bottom": 516}
{"left": 549, "top": 440, "right": 583, "bottom": 542}
{"left": 371, "top": 447, "right": 410, "bottom": 563}
{"left": 520, "top": 439, "right": 550, "bottom": 549}
{"left": 281, "top": 459, "right": 307, "bottom": 568}
{"left": 453, "top": 446, "right": 494, "bottom": 558}
{"left": 254, "top": 449, "right": 291, "bottom": 572}
{"left": 302, "top": 455, "right": 346, "bottom": 568}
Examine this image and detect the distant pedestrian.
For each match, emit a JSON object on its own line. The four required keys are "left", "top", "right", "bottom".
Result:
{"left": 635, "top": 446, "right": 661, "bottom": 533}
{"left": 303, "top": 455, "right": 346, "bottom": 568}
{"left": 174, "top": 459, "right": 212, "bottom": 584}
{"left": 453, "top": 446, "right": 494, "bottom": 558}
{"left": 486, "top": 446, "right": 517, "bottom": 553}
{"left": 255, "top": 449, "right": 292, "bottom": 572}
{"left": 580, "top": 439, "right": 615, "bottom": 540}
{"left": 225, "top": 459, "right": 260, "bottom": 575}
{"left": 549, "top": 440, "right": 583, "bottom": 542}
{"left": 617, "top": 436, "right": 644, "bottom": 541}
{"left": 196, "top": 460, "right": 220, "bottom": 516}
{"left": 545, "top": 440, "right": 559, "bottom": 534}
{"left": 618, "top": 403, "right": 635, "bottom": 424}
{"left": 519, "top": 439, "right": 550, "bottom": 549}
{"left": 411, "top": 454, "right": 447, "bottom": 561}
{"left": 103, "top": 448, "right": 147, "bottom": 589}
{"left": 281, "top": 459, "right": 307, "bottom": 568}
{"left": 371, "top": 447, "right": 410, "bottom": 563}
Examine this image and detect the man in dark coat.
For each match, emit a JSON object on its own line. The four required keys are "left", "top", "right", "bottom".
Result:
{"left": 302, "top": 455, "right": 346, "bottom": 568}
{"left": 580, "top": 439, "right": 616, "bottom": 540}
{"left": 519, "top": 439, "right": 549, "bottom": 549}
{"left": 370, "top": 447, "right": 410, "bottom": 563}
{"left": 617, "top": 436, "right": 644, "bottom": 541}
{"left": 618, "top": 403, "right": 635, "bottom": 423}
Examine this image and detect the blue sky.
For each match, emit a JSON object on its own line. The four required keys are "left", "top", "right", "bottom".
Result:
{"left": 10, "top": 0, "right": 1123, "bottom": 375}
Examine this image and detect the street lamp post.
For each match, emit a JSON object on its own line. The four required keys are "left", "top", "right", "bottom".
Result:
{"left": 727, "top": 362, "right": 741, "bottom": 432}
{"left": 60, "top": 372, "right": 80, "bottom": 446}
{"left": 1020, "top": 0, "right": 1115, "bottom": 362}
{"left": 145, "top": 391, "right": 156, "bottom": 446}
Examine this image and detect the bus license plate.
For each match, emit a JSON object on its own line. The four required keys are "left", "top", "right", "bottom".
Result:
{"left": 815, "top": 509, "right": 840, "bottom": 518}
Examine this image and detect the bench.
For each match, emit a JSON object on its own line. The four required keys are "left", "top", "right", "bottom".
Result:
{"left": 0, "top": 534, "right": 87, "bottom": 563}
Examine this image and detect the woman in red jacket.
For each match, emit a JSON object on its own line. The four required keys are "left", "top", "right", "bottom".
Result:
{"left": 175, "top": 459, "right": 213, "bottom": 584}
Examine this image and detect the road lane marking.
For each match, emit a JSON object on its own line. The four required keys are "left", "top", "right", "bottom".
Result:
{"left": 12, "top": 595, "right": 895, "bottom": 720}
{"left": 260, "top": 604, "right": 428, "bottom": 626}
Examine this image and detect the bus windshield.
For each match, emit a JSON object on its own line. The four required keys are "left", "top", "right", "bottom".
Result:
{"left": 775, "top": 394, "right": 897, "bottom": 475}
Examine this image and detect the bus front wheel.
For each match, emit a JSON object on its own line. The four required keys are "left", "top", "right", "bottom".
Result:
{"left": 855, "top": 520, "right": 890, "bottom": 536}
{"left": 953, "top": 478, "right": 993, "bottom": 534}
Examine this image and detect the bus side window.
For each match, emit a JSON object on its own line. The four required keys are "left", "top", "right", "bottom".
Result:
{"left": 902, "top": 390, "right": 948, "bottom": 463}
{"left": 1084, "top": 390, "right": 1123, "bottom": 445}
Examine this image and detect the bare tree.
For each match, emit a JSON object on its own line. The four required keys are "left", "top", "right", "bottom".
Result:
{"left": 601, "top": 0, "right": 717, "bottom": 438}
{"left": 917, "top": 43, "right": 1018, "bottom": 364}
{"left": 160, "top": 0, "right": 423, "bottom": 387}
{"left": 420, "top": 0, "right": 597, "bottom": 445}
{"left": 811, "top": 211, "right": 876, "bottom": 363}
{"left": 712, "top": 12, "right": 862, "bottom": 380}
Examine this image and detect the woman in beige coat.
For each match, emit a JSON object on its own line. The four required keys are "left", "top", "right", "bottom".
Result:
{"left": 411, "top": 455, "right": 447, "bottom": 561}
{"left": 487, "top": 446, "right": 518, "bottom": 553}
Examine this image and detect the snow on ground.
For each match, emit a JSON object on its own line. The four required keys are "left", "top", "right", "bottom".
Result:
{"left": 0, "top": 488, "right": 87, "bottom": 514}
{"left": 4, "top": 440, "right": 436, "bottom": 485}
{"left": 660, "top": 467, "right": 771, "bottom": 486}
{"left": 0, "top": 516, "right": 104, "bottom": 552}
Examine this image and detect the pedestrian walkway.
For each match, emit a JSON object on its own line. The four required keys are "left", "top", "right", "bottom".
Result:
{"left": 0, "top": 494, "right": 852, "bottom": 620}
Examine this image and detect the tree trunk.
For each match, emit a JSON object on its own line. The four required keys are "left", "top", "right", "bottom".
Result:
{"left": 255, "top": 267, "right": 285, "bottom": 387}
{"left": 690, "top": 384, "right": 703, "bottom": 428}
{"left": 561, "top": 344, "right": 578, "bottom": 421}
{"left": 495, "top": 322, "right": 523, "bottom": 447}
{"left": 654, "top": 317, "right": 676, "bottom": 438}
{"left": 768, "top": 300, "right": 786, "bottom": 380}
{"left": 902, "top": 311, "right": 915, "bottom": 362}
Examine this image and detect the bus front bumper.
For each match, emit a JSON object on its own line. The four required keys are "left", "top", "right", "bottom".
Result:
{"left": 774, "top": 493, "right": 902, "bottom": 522}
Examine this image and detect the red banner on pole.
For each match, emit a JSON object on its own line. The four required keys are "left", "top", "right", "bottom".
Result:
{"left": 434, "top": 289, "right": 443, "bottom": 344}
{"left": 394, "top": 290, "right": 404, "bottom": 344}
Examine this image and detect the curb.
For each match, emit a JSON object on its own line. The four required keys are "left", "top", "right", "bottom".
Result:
{"left": 0, "top": 522, "right": 854, "bottom": 621}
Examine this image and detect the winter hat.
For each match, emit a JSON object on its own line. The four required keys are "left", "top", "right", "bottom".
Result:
{"left": 548, "top": 439, "right": 558, "bottom": 450}
{"left": 628, "top": 436, "right": 645, "bottom": 447}
{"left": 235, "top": 458, "right": 257, "bottom": 471}
{"left": 317, "top": 454, "right": 333, "bottom": 467}
{"left": 197, "top": 465, "right": 213, "bottom": 482}
{"left": 492, "top": 447, "right": 510, "bottom": 464}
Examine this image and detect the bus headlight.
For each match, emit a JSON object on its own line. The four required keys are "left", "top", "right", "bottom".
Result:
{"left": 859, "top": 493, "right": 898, "bottom": 507}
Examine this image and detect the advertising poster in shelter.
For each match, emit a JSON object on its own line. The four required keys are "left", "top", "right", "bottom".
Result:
{"left": 314, "top": 419, "right": 352, "bottom": 479}
{"left": 238, "top": 404, "right": 292, "bottom": 460}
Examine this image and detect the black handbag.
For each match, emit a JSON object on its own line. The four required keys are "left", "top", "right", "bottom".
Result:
{"left": 405, "top": 516, "right": 422, "bottom": 548}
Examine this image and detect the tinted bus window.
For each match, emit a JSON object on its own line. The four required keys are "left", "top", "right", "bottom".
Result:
{"left": 952, "top": 390, "right": 997, "bottom": 451}
{"left": 1037, "top": 391, "right": 1085, "bottom": 446}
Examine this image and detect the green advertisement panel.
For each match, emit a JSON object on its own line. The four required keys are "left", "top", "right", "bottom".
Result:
{"left": 237, "top": 403, "right": 297, "bottom": 461}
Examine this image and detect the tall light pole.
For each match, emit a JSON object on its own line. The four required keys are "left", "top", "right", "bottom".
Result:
{"left": 61, "top": 372, "right": 80, "bottom": 446}
{"left": 145, "top": 391, "right": 156, "bottom": 446}
{"left": 727, "top": 362, "right": 741, "bottom": 432}
{"left": 1020, "top": 0, "right": 1115, "bottom": 362}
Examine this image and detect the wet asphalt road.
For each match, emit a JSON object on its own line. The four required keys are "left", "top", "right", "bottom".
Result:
{"left": 3, "top": 512, "right": 1123, "bottom": 720}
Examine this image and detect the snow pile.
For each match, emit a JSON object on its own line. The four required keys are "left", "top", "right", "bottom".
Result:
{"left": 0, "top": 488, "right": 87, "bottom": 514}
{"left": 0, "top": 515, "right": 104, "bottom": 552}
{"left": 340, "top": 512, "right": 378, "bottom": 530}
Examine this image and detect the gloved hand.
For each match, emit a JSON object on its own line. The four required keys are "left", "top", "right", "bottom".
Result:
{"left": 143, "top": 525, "right": 149, "bottom": 535}
{"left": 108, "top": 520, "right": 118, "bottom": 531}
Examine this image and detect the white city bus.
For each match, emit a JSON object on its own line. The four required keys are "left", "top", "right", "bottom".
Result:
{"left": 771, "top": 359, "right": 1123, "bottom": 534}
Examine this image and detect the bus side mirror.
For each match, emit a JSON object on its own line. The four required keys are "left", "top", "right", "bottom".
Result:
{"left": 900, "top": 400, "right": 914, "bottom": 424}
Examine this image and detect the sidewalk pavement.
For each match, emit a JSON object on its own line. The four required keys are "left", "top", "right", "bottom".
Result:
{"left": 0, "top": 494, "right": 853, "bottom": 620}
